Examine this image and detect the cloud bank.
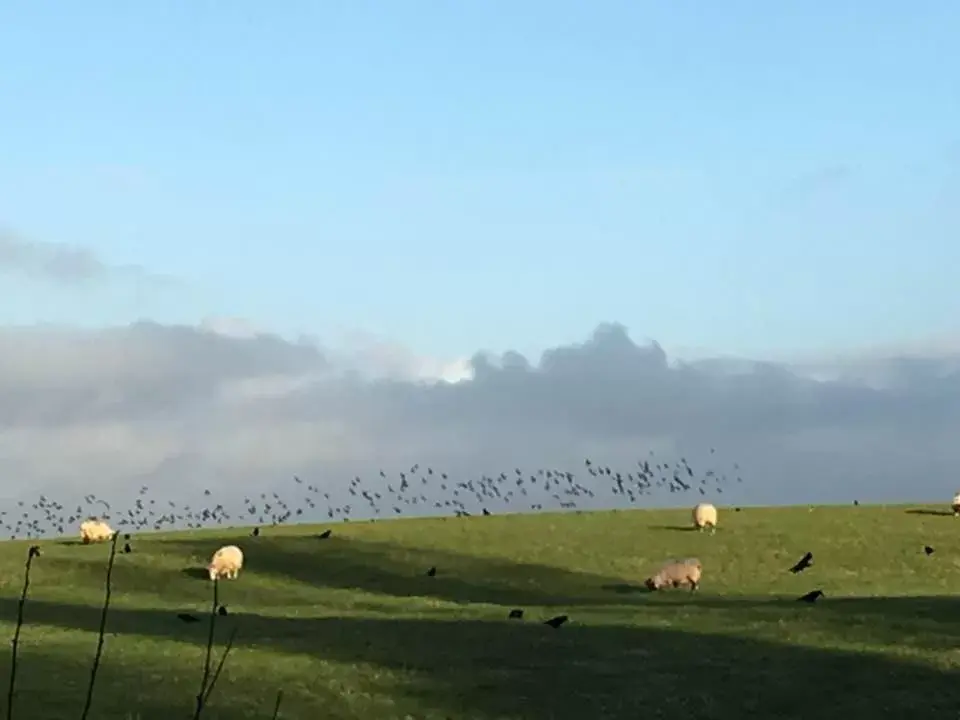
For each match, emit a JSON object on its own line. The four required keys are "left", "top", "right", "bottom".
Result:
{"left": 1, "top": 319, "right": 958, "bottom": 516}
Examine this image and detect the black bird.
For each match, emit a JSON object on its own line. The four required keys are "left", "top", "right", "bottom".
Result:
{"left": 123, "top": 543, "right": 132, "bottom": 553}
{"left": 508, "top": 609, "right": 523, "bottom": 619}
{"left": 318, "top": 529, "right": 332, "bottom": 539}
{"left": 177, "top": 613, "right": 201, "bottom": 623}
{"left": 789, "top": 552, "right": 813, "bottom": 574}
{"left": 797, "top": 590, "right": 823, "bottom": 603}
{"left": 251, "top": 527, "right": 260, "bottom": 537}
{"left": 543, "top": 615, "right": 568, "bottom": 628}
{"left": 924, "top": 545, "right": 935, "bottom": 555}
{"left": 123, "top": 534, "right": 131, "bottom": 540}
{"left": 217, "top": 605, "right": 228, "bottom": 616}
{"left": 853, "top": 500, "right": 859, "bottom": 506}
{"left": 426, "top": 566, "right": 437, "bottom": 577}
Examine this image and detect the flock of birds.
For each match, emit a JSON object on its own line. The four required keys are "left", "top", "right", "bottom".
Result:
{"left": 0, "top": 450, "right": 743, "bottom": 632}
{"left": 11, "top": 453, "right": 951, "bottom": 628}
{"left": 0, "top": 450, "right": 744, "bottom": 541}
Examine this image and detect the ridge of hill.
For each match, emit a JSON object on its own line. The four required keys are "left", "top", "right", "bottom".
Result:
{"left": 0, "top": 504, "right": 957, "bottom": 719}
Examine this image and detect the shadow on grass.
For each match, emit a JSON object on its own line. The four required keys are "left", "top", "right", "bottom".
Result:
{"left": 658, "top": 593, "right": 960, "bottom": 650}
{"left": 600, "top": 583, "right": 648, "bottom": 594}
{"left": 34, "top": 551, "right": 321, "bottom": 610}
{"left": 905, "top": 509, "right": 954, "bottom": 517}
{"left": 0, "top": 646, "right": 272, "bottom": 720}
{"left": 669, "top": 593, "right": 960, "bottom": 622}
{"left": 648, "top": 525, "right": 698, "bottom": 532}
{"left": 157, "top": 535, "right": 637, "bottom": 607}
{"left": 2, "top": 597, "right": 960, "bottom": 718}
{"left": 181, "top": 567, "right": 209, "bottom": 581}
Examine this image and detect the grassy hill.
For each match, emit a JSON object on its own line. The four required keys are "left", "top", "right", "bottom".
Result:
{"left": 1, "top": 503, "right": 959, "bottom": 719}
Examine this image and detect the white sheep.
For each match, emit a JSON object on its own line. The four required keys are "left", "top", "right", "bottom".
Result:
{"left": 645, "top": 558, "right": 702, "bottom": 591}
{"left": 692, "top": 502, "right": 717, "bottom": 532}
{"left": 79, "top": 518, "right": 114, "bottom": 544}
{"left": 207, "top": 545, "right": 244, "bottom": 580}
{"left": 952, "top": 491, "right": 960, "bottom": 516}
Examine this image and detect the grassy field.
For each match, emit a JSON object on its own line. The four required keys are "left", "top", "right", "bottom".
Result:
{"left": 1, "top": 503, "right": 960, "bottom": 719}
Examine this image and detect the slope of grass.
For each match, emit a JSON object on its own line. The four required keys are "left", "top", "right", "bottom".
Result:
{"left": 2, "top": 504, "right": 960, "bottom": 718}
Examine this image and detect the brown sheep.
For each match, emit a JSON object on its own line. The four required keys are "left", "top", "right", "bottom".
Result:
{"left": 645, "top": 558, "right": 702, "bottom": 591}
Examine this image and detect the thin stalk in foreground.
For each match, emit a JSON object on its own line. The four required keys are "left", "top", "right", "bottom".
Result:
{"left": 270, "top": 690, "right": 283, "bottom": 719}
{"left": 79, "top": 530, "right": 120, "bottom": 720}
{"left": 201, "top": 625, "right": 238, "bottom": 706}
{"left": 6, "top": 545, "right": 40, "bottom": 720}
{"left": 193, "top": 578, "right": 220, "bottom": 719}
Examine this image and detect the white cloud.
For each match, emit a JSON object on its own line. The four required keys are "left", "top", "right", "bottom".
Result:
{"left": 0, "top": 319, "right": 957, "bottom": 522}
{"left": 324, "top": 329, "right": 473, "bottom": 383}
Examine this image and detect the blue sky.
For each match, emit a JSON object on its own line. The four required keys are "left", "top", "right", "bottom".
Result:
{"left": 1, "top": 0, "right": 957, "bottom": 362}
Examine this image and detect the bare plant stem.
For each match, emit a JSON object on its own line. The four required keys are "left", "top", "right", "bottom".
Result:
{"left": 270, "top": 690, "right": 283, "bottom": 719}
{"left": 6, "top": 545, "right": 40, "bottom": 720}
{"left": 79, "top": 531, "right": 120, "bottom": 720}
{"left": 201, "top": 625, "right": 237, "bottom": 706}
{"left": 193, "top": 578, "right": 220, "bottom": 719}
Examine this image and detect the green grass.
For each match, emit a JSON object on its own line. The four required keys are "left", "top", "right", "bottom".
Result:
{"left": 2, "top": 504, "right": 960, "bottom": 718}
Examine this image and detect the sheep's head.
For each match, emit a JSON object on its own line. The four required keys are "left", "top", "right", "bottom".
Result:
{"left": 207, "top": 564, "right": 218, "bottom": 581}
{"left": 644, "top": 577, "right": 658, "bottom": 591}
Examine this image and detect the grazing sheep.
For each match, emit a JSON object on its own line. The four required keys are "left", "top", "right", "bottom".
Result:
{"left": 692, "top": 502, "right": 717, "bottom": 532}
{"left": 952, "top": 491, "right": 960, "bottom": 516}
{"left": 645, "top": 558, "right": 702, "bottom": 592}
{"left": 207, "top": 545, "right": 244, "bottom": 580}
{"left": 79, "top": 518, "right": 114, "bottom": 544}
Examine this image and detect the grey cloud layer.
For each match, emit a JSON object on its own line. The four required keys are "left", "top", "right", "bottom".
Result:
{"left": 0, "top": 231, "right": 173, "bottom": 286}
{"left": 1, "top": 320, "right": 957, "bottom": 508}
